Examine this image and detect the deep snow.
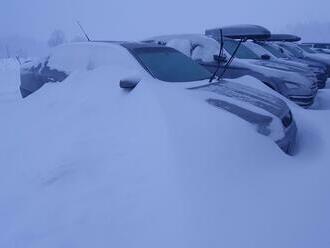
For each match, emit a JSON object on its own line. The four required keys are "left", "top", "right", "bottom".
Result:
{"left": 1, "top": 59, "right": 330, "bottom": 248}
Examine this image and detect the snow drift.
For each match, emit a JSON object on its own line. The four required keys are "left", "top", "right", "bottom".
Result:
{"left": 0, "top": 59, "right": 330, "bottom": 248}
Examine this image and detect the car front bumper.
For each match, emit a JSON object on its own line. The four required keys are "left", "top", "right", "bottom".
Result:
{"left": 276, "top": 121, "right": 297, "bottom": 155}
{"left": 288, "top": 95, "right": 315, "bottom": 108}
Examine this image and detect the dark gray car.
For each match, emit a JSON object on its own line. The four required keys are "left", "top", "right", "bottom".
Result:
{"left": 254, "top": 41, "right": 328, "bottom": 88}
{"left": 274, "top": 40, "right": 330, "bottom": 77}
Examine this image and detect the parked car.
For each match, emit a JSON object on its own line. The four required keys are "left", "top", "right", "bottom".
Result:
{"left": 254, "top": 41, "right": 328, "bottom": 78}
{"left": 246, "top": 41, "right": 328, "bottom": 88}
{"left": 301, "top": 42, "right": 330, "bottom": 49}
{"left": 145, "top": 32, "right": 318, "bottom": 108}
{"left": 273, "top": 39, "right": 330, "bottom": 77}
{"left": 20, "top": 41, "right": 297, "bottom": 154}
{"left": 207, "top": 26, "right": 320, "bottom": 107}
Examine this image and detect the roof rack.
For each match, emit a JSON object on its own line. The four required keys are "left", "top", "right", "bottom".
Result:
{"left": 205, "top": 24, "right": 271, "bottom": 41}
{"left": 266, "top": 34, "right": 301, "bottom": 42}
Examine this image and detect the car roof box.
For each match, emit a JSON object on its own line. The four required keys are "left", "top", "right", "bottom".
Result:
{"left": 205, "top": 24, "right": 271, "bottom": 40}
{"left": 267, "top": 34, "right": 301, "bottom": 42}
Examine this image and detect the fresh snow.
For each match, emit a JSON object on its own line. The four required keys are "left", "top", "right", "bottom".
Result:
{"left": 1, "top": 58, "right": 330, "bottom": 248}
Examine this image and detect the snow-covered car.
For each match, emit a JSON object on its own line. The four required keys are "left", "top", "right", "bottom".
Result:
{"left": 300, "top": 43, "right": 330, "bottom": 55}
{"left": 20, "top": 41, "right": 297, "bottom": 154}
{"left": 301, "top": 42, "right": 330, "bottom": 50}
{"left": 145, "top": 33, "right": 318, "bottom": 108}
{"left": 253, "top": 41, "right": 328, "bottom": 88}
{"left": 275, "top": 41, "right": 330, "bottom": 77}
{"left": 245, "top": 41, "right": 328, "bottom": 89}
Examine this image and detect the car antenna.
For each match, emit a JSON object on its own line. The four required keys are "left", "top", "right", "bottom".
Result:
{"left": 76, "top": 21, "right": 91, "bottom": 41}
{"left": 15, "top": 55, "right": 21, "bottom": 65}
{"left": 209, "top": 29, "right": 224, "bottom": 82}
{"left": 217, "top": 38, "right": 245, "bottom": 80}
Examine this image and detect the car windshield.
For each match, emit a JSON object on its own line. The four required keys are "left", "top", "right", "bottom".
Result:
{"left": 299, "top": 45, "right": 317, "bottom": 54}
{"left": 223, "top": 39, "right": 260, "bottom": 60}
{"left": 258, "top": 43, "right": 287, "bottom": 58}
{"left": 132, "top": 47, "right": 212, "bottom": 82}
{"left": 279, "top": 44, "right": 303, "bottom": 57}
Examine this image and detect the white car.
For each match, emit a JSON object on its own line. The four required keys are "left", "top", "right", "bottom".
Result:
{"left": 20, "top": 41, "right": 297, "bottom": 154}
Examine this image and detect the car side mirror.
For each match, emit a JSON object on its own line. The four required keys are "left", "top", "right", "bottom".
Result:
{"left": 213, "top": 54, "right": 227, "bottom": 63}
{"left": 261, "top": 54, "right": 271, "bottom": 60}
{"left": 119, "top": 78, "right": 141, "bottom": 89}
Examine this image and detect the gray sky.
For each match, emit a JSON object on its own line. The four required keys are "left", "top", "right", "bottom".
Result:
{"left": 1, "top": 0, "right": 330, "bottom": 41}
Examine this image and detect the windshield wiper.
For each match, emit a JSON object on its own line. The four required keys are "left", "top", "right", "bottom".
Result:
{"left": 217, "top": 38, "right": 244, "bottom": 81}
{"left": 209, "top": 29, "right": 245, "bottom": 83}
{"left": 209, "top": 29, "right": 224, "bottom": 82}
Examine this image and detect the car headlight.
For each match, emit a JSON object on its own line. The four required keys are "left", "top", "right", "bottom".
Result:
{"left": 284, "top": 82, "right": 300, "bottom": 89}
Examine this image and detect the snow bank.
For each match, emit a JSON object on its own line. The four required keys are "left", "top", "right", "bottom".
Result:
{"left": 1, "top": 59, "right": 330, "bottom": 248}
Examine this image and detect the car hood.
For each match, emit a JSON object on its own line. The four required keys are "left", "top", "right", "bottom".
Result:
{"left": 189, "top": 80, "right": 288, "bottom": 119}
{"left": 285, "top": 57, "right": 326, "bottom": 69}
{"left": 253, "top": 59, "right": 310, "bottom": 74}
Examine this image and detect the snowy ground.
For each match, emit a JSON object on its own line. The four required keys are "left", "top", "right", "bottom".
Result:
{"left": 1, "top": 59, "right": 330, "bottom": 248}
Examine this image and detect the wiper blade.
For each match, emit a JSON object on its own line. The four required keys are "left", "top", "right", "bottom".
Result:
{"left": 217, "top": 38, "right": 244, "bottom": 81}
{"left": 209, "top": 29, "right": 224, "bottom": 82}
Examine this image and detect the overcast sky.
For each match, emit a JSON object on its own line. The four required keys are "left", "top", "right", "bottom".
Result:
{"left": 1, "top": 0, "right": 330, "bottom": 41}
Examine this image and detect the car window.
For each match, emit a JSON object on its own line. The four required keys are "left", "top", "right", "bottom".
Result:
{"left": 131, "top": 47, "right": 212, "bottom": 82}
{"left": 278, "top": 44, "right": 303, "bottom": 57}
{"left": 258, "top": 43, "right": 287, "bottom": 58}
{"left": 223, "top": 40, "right": 260, "bottom": 60}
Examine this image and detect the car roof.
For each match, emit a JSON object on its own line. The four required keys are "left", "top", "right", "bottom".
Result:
{"left": 205, "top": 24, "right": 271, "bottom": 40}
{"left": 266, "top": 34, "right": 301, "bottom": 42}
{"left": 91, "top": 40, "right": 165, "bottom": 49}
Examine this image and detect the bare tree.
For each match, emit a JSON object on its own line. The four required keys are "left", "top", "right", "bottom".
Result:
{"left": 48, "top": 29, "right": 67, "bottom": 48}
